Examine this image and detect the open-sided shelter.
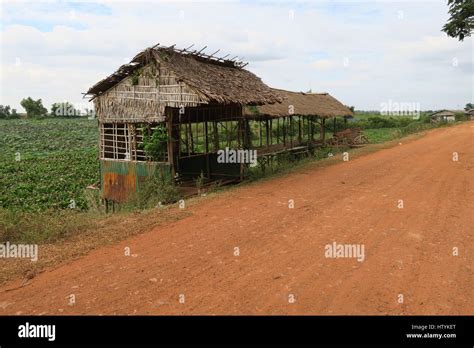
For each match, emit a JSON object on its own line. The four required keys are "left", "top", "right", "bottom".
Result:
{"left": 244, "top": 88, "right": 354, "bottom": 156}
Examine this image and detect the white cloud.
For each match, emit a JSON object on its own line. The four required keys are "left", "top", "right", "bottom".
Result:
{"left": 0, "top": 0, "right": 472, "bottom": 112}
{"left": 312, "top": 59, "right": 336, "bottom": 70}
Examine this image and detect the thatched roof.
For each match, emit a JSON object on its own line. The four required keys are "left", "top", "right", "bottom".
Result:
{"left": 464, "top": 108, "right": 474, "bottom": 115}
{"left": 244, "top": 88, "right": 353, "bottom": 118}
{"left": 430, "top": 110, "right": 456, "bottom": 117}
{"left": 85, "top": 44, "right": 281, "bottom": 105}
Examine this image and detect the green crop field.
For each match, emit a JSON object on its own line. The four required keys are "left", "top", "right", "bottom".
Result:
{"left": 0, "top": 115, "right": 454, "bottom": 213}
{"left": 0, "top": 118, "right": 99, "bottom": 212}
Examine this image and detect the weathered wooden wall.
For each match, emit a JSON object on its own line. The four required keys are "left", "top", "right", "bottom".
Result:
{"left": 95, "top": 63, "right": 203, "bottom": 123}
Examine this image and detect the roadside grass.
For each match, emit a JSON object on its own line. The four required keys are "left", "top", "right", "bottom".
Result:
{"left": 0, "top": 208, "right": 97, "bottom": 244}
{"left": 364, "top": 128, "right": 400, "bottom": 143}
{"left": 0, "top": 205, "right": 192, "bottom": 285}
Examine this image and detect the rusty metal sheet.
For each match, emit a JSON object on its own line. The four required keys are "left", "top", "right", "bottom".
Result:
{"left": 100, "top": 160, "right": 171, "bottom": 202}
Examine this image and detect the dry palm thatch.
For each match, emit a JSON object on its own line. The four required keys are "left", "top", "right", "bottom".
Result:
{"left": 245, "top": 88, "right": 354, "bottom": 118}
{"left": 430, "top": 110, "right": 456, "bottom": 117}
{"left": 85, "top": 44, "right": 282, "bottom": 106}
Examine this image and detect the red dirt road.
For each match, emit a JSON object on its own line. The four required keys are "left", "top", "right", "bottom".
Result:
{"left": 1, "top": 123, "right": 473, "bottom": 315}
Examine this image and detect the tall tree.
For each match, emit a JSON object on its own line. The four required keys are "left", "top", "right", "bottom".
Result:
{"left": 442, "top": 0, "right": 474, "bottom": 41}
{"left": 0, "top": 105, "right": 11, "bottom": 118}
{"left": 20, "top": 97, "right": 48, "bottom": 118}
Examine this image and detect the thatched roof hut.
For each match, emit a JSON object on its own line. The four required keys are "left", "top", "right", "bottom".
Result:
{"left": 86, "top": 45, "right": 281, "bottom": 106}
{"left": 430, "top": 110, "right": 456, "bottom": 117}
{"left": 430, "top": 110, "right": 456, "bottom": 123}
{"left": 244, "top": 88, "right": 353, "bottom": 118}
{"left": 465, "top": 108, "right": 474, "bottom": 120}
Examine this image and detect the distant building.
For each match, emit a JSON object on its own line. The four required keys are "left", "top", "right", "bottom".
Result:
{"left": 465, "top": 109, "right": 474, "bottom": 121}
{"left": 430, "top": 110, "right": 456, "bottom": 123}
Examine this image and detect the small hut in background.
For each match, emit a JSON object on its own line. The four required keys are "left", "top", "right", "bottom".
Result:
{"left": 464, "top": 109, "right": 474, "bottom": 120}
{"left": 430, "top": 110, "right": 456, "bottom": 123}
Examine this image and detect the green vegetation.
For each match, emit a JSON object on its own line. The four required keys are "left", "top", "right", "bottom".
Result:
{"left": 141, "top": 124, "right": 169, "bottom": 161}
{"left": 124, "top": 170, "right": 180, "bottom": 210}
{"left": 364, "top": 128, "right": 400, "bottom": 143}
{"left": 20, "top": 97, "right": 48, "bottom": 118}
{"left": 0, "top": 118, "right": 99, "bottom": 212}
{"left": 0, "top": 105, "right": 19, "bottom": 119}
{"left": 195, "top": 171, "right": 205, "bottom": 193}
{"left": 442, "top": 0, "right": 473, "bottom": 41}
{"left": 0, "top": 208, "right": 96, "bottom": 244}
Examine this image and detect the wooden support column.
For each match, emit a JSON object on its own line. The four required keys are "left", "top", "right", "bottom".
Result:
{"left": 289, "top": 116, "right": 293, "bottom": 147}
{"left": 213, "top": 121, "right": 219, "bottom": 151}
{"left": 320, "top": 117, "right": 326, "bottom": 145}
{"left": 189, "top": 122, "right": 194, "bottom": 152}
{"left": 238, "top": 112, "right": 249, "bottom": 181}
{"left": 245, "top": 118, "right": 251, "bottom": 149}
{"left": 269, "top": 118, "right": 273, "bottom": 146}
{"left": 167, "top": 109, "right": 176, "bottom": 178}
{"left": 185, "top": 118, "right": 190, "bottom": 155}
{"left": 298, "top": 116, "right": 302, "bottom": 144}
{"left": 265, "top": 118, "right": 270, "bottom": 148}
{"left": 277, "top": 118, "right": 280, "bottom": 144}
{"left": 205, "top": 120, "right": 210, "bottom": 179}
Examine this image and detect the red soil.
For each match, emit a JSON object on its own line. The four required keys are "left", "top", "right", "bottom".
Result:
{"left": 1, "top": 123, "right": 472, "bottom": 315}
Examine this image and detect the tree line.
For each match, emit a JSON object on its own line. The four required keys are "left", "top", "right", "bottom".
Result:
{"left": 0, "top": 98, "right": 94, "bottom": 119}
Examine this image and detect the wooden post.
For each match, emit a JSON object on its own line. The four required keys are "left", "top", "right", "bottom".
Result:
{"left": 167, "top": 109, "right": 176, "bottom": 178}
{"left": 213, "top": 121, "right": 219, "bottom": 151}
{"left": 205, "top": 120, "right": 210, "bottom": 179}
{"left": 289, "top": 116, "right": 293, "bottom": 147}
{"left": 189, "top": 122, "right": 194, "bottom": 152}
{"left": 277, "top": 118, "right": 280, "bottom": 144}
{"left": 320, "top": 117, "right": 326, "bottom": 144}
{"left": 270, "top": 119, "right": 273, "bottom": 146}
{"left": 265, "top": 118, "right": 270, "bottom": 148}
{"left": 298, "top": 116, "right": 302, "bottom": 144}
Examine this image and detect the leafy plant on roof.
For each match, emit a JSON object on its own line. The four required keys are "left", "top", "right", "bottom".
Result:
{"left": 158, "top": 52, "right": 170, "bottom": 62}
{"left": 131, "top": 70, "right": 140, "bottom": 85}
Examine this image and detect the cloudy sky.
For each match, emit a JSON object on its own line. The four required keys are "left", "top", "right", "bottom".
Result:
{"left": 0, "top": 0, "right": 472, "bottom": 112}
